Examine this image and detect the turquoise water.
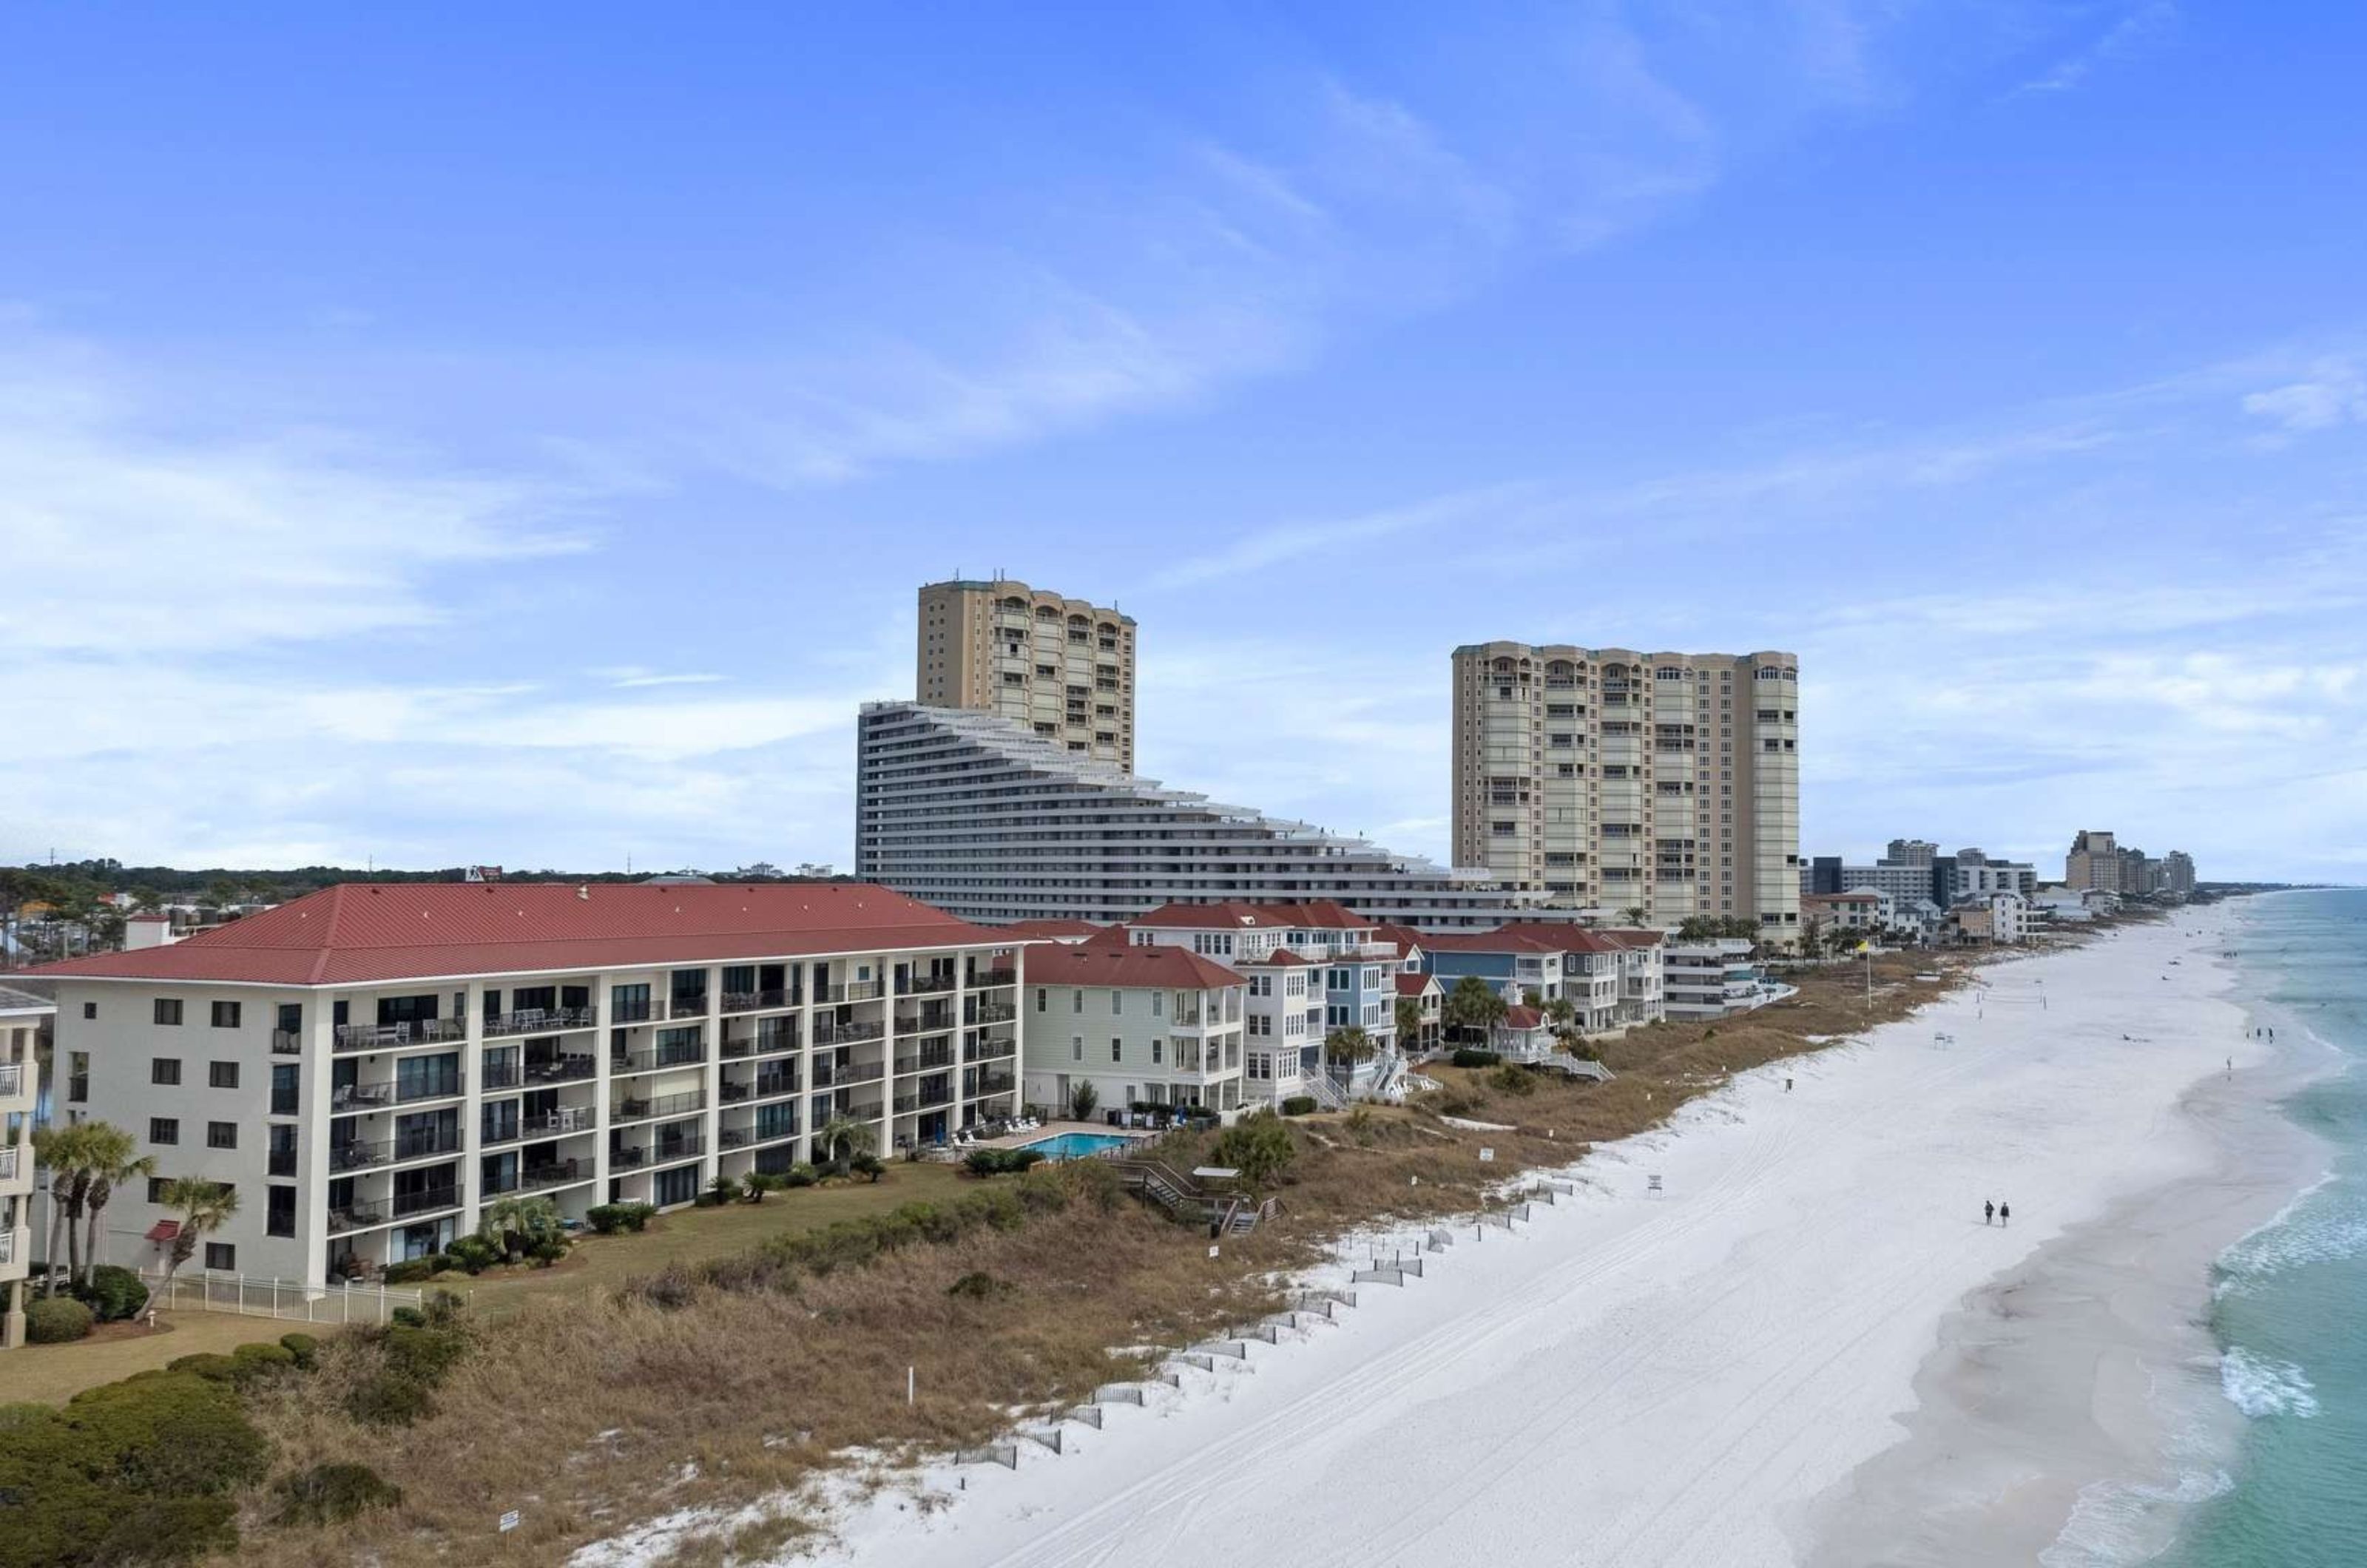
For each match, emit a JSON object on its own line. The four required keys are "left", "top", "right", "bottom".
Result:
{"left": 1021, "top": 1131, "right": 1138, "bottom": 1160}
{"left": 2163, "top": 889, "right": 2367, "bottom": 1567}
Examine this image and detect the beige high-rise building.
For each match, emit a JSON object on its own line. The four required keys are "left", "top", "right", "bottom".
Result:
{"left": 1451, "top": 644, "right": 1802, "bottom": 940}
{"left": 916, "top": 578, "right": 1137, "bottom": 770}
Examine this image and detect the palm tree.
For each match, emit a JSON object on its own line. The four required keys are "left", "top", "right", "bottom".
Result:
{"left": 1442, "top": 976, "right": 1507, "bottom": 1044}
{"left": 1621, "top": 905, "right": 1649, "bottom": 927}
{"left": 478, "top": 1193, "right": 563, "bottom": 1258}
{"left": 155, "top": 1178, "right": 240, "bottom": 1293}
{"left": 1067, "top": 1079, "right": 1098, "bottom": 1123}
{"left": 77, "top": 1125, "right": 153, "bottom": 1286}
{"left": 1323, "top": 1025, "right": 1374, "bottom": 1087}
{"left": 30, "top": 1122, "right": 98, "bottom": 1297}
{"left": 1394, "top": 995, "right": 1424, "bottom": 1055}
{"left": 814, "top": 1115, "right": 873, "bottom": 1177}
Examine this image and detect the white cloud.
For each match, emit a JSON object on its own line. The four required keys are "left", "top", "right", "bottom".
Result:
{"left": 2241, "top": 360, "right": 2367, "bottom": 432}
{"left": 2014, "top": 1, "right": 2177, "bottom": 96}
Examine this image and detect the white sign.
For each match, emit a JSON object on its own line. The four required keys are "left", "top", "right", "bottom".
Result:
{"left": 499, "top": 1511, "right": 521, "bottom": 1533}
{"left": 1478, "top": 1147, "right": 1495, "bottom": 1163}
{"left": 1207, "top": 1243, "right": 1220, "bottom": 1259}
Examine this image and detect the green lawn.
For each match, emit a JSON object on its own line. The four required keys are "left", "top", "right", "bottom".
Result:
{"left": 0, "top": 1162, "right": 970, "bottom": 1403}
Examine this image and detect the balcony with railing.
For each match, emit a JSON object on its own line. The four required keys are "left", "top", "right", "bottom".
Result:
{"left": 396, "top": 1072, "right": 466, "bottom": 1106}
{"left": 721, "top": 1021, "right": 800, "bottom": 1060}
{"left": 894, "top": 1046, "right": 956, "bottom": 1074}
{"left": 524, "top": 1053, "right": 598, "bottom": 1085}
{"left": 329, "top": 1137, "right": 391, "bottom": 1173}
{"left": 391, "top": 1184, "right": 462, "bottom": 1220}
{"left": 613, "top": 1089, "right": 708, "bottom": 1125}
{"left": 721, "top": 987, "right": 798, "bottom": 1014}
{"left": 970, "top": 967, "right": 1018, "bottom": 988}
{"left": 809, "top": 1058, "right": 884, "bottom": 1089}
{"left": 611, "top": 998, "right": 656, "bottom": 1024}
{"left": 618, "top": 1130, "right": 706, "bottom": 1168}
{"left": 520, "top": 1158, "right": 591, "bottom": 1192}
{"left": 963, "top": 1037, "right": 1017, "bottom": 1066}
{"left": 328, "top": 1081, "right": 396, "bottom": 1115}
{"left": 612, "top": 1041, "right": 706, "bottom": 1075}
{"left": 485, "top": 1005, "right": 597, "bottom": 1038}
{"left": 0, "top": 1144, "right": 23, "bottom": 1180}
{"left": 812, "top": 1018, "right": 885, "bottom": 1047}
{"left": 325, "top": 1201, "right": 388, "bottom": 1234}
{"left": 334, "top": 1017, "right": 466, "bottom": 1053}
{"left": 815, "top": 980, "right": 883, "bottom": 1004}
{"left": 965, "top": 1000, "right": 1018, "bottom": 1025}
{"left": 971, "top": 1071, "right": 1016, "bottom": 1097}
{"left": 900, "top": 972, "right": 959, "bottom": 996}
{"left": 669, "top": 995, "right": 710, "bottom": 1020}
{"left": 481, "top": 1059, "right": 523, "bottom": 1091}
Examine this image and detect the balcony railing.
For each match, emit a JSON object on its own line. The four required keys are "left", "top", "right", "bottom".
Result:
{"left": 328, "top": 1083, "right": 395, "bottom": 1113}
{"left": 721, "top": 1025, "right": 799, "bottom": 1059}
{"left": 521, "top": 1158, "right": 589, "bottom": 1192}
{"left": 0, "top": 1145, "right": 19, "bottom": 1180}
{"left": 325, "top": 1203, "right": 388, "bottom": 1234}
{"left": 484, "top": 1006, "right": 597, "bottom": 1038}
{"left": 973, "top": 1072, "right": 1016, "bottom": 1096}
{"left": 669, "top": 996, "right": 710, "bottom": 1019}
{"left": 967, "top": 1001, "right": 1017, "bottom": 1025}
{"left": 614, "top": 1089, "right": 707, "bottom": 1123}
{"left": 901, "top": 973, "right": 959, "bottom": 995}
{"left": 809, "top": 1059, "right": 884, "bottom": 1089}
{"left": 270, "top": 1030, "right": 304, "bottom": 1055}
{"left": 812, "top": 1020, "right": 884, "bottom": 1047}
{"left": 334, "top": 1018, "right": 465, "bottom": 1052}
{"left": 751, "top": 1118, "right": 800, "bottom": 1144}
{"left": 612, "top": 1045, "right": 706, "bottom": 1074}
{"left": 899, "top": 1010, "right": 957, "bottom": 1034}
{"left": 721, "top": 988, "right": 797, "bottom": 1014}
{"left": 482, "top": 1061, "right": 522, "bottom": 1091}
{"left": 970, "top": 967, "right": 1017, "bottom": 987}
{"left": 624, "top": 1135, "right": 705, "bottom": 1167}
{"left": 394, "top": 1126, "right": 464, "bottom": 1161}
{"left": 330, "top": 1138, "right": 392, "bottom": 1173}
{"left": 815, "top": 981, "right": 883, "bottom": 1004}
{"left": 391, "top": 1186, "right": 462, "bottom": 1220}
{"left": 895, "top": 1050, "right": 956, "bottom": 1074}
{"left": 963, "top": 1039, "right": 1016, "bottom": 1064}
{"left": 749, "top": 1072, "right": 797, "bottom": 1101}
{"left": 396, "top": 1074, "right": 465, "bottom": 1105}
{"left": 611, "top": 998, "right": 655, "bottom": 1024}
{"left": 524, "top": 1055, "right": 598, "bottom": 1084}
{"left": 523, "top": 1108, "right": 595, "bottom": 1138}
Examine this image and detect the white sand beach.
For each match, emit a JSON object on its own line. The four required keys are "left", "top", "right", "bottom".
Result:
{"left": 803, "top": 909, "right": 2275, "bottom": 1568}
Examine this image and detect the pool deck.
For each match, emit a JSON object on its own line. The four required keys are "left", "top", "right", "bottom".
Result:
{"left": 976, "top": 1119, "right": 1151, "bottom": 1152}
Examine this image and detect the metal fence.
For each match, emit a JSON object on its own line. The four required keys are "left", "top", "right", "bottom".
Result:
{"left": 141, "top": 1268, "right": 424, "bottom": 1326}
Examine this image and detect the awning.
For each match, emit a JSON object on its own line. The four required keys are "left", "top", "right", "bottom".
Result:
{"left": 144, "top": 1220, "right": 181, "bottom": 1243}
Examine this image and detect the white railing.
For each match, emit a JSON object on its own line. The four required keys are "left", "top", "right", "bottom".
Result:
{"left": 140, "top": 1268, "right": 425, "bottom": 1325}
{"left": 0, "top": 1144, "right": 18, "bottom": 1180}
{"left": 0, "top": 1063, "right": 21, "bottom": 1098}
{"left": 0, "top": 1227, "right": 18, "bottom": 1266}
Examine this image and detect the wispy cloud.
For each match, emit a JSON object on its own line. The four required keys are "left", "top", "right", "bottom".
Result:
{"left": 594, "top": 668, "right": 729, "bottom": 689}
{"left": 2242, "top": 358, "right": 2367, "bottom": 432}
{"left": 2014, "top": 1, "right": 2177, "bottom": 95}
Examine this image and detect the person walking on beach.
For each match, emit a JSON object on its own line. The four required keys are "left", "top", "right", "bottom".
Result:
{"left": 1984, "top": 1200, "right": 1995, "bottom": 1226}
{"left": 1999, "top": 1201, "right": 2010, "bottom": 1228}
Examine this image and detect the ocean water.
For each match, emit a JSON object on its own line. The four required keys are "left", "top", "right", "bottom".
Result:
{"left": 2162, "top": 888, "right": 2367, "bottom": 1567}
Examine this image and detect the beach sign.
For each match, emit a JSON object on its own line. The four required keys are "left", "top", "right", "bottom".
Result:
{"left": 499, "top": 1510, "right": 521, "bottom": 1533}
{"left": 1479, "top": 1147, "right": 1495, "bottom": 1163}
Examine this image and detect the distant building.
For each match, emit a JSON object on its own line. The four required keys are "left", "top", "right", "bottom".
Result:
{"left": 1418, "top": 924, "right": 1665, "bottom": 1037}
{"left": 1447, "top": 643, "right": 1801, "bottom": 939}
{"left": 1951, "top": 892, "right": 2029, "bottom": 945}
{"left": 2161, "top": 851, "right": 2197, "bottom": 896}
{"left": 1802, "top": 889, "right": 1885, "bottom": 936}
{"left": 1939, "top": 848, "right": 2037, "bottom": 902}
{"left": 1807, "top": 856, "right": 1844, "bottom": 896}
{"left": 1661, "top": 939, "right": 1792, "bottom": 1019}
{"left": 1, "top": 985, "right": 50, "bottom": 1351}
{"left": 2065, "top": 830, "right": 2124, "bottom": 891}
{"left": 916, "top": 577, "right": 1138, "bottom": 771}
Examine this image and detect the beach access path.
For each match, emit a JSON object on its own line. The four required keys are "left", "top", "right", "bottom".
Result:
{"left": 806, "top": 910, "right": 2252, "bottom": 1568}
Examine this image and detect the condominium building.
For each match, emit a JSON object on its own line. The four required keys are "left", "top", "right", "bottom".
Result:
{"left": 916, "top": 577, "right": 1138, "bottom": 770}
{"left": 1449, "top": 644, "right": 1802, "bottom": 939}
{"left": 2064, "top": 831, "right": 2125, "bottom": 892}
{"left": 1, "top": 985, "right": 49, "bottom": 1349}
{"left": 32, "top": 884, "right": 1022, "bottom": 1286}
{"left": 1019, "top": 938, "right": 1246, "bottom": 1120}
{"left": 1414, "top": 925, "right": 1665, "bottom": 1037}
{"left": 1661, "top": 939, "right": 1792, "bottom": 1019}
{"left": 2161, "top": 851, "right": 2197, "bottom": 897}
{"left": 855, "top": 701, "right": 1528, "bottom": 928}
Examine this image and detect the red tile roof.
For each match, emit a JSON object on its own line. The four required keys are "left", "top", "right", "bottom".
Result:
{"left": 1022, "top": 942, "right": 1245, "bottom": 990}
{"left": 29, "top": 882, "right": 1005, "bottom": 987}
{"left": 993, "top": 918, "right": 1109, "bottom": 939}
{"left": 1421, "top": 922, "right": 1664, "bottom": 956}
{"left": 1501, "top": 1005, "right": 1544, "bottom": 1030}
{"left": 1394, "top": 973, "right": 1438, "bottom": 996}
{"left": 1240, "top": 950, "right": 1311, "bottom": 967}
{"left": 1131, "top": 899, "right": 1374, "bottom": 931}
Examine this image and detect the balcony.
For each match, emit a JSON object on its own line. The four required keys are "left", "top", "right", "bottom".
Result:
{"left": 809, "top": 1059, "right": 884, "bottom": 1089}
{"left": 614, "top": 1089, "right": 707, "bottom": 1123}
{"left": 330, "top": 1138, "right": 391, "bottom": 1173}
{"left": 524, "top": 1055, "right": 597, "bottom": 1085}
{"left": 334, "top": 1018, "right": 465, "bottom": 1053}
{"left": 901, "top": 973, "right": 959, "bottom": 996}
{"left": 718, "top": 1127, "right": 754, "bottom": 1150}
{"left": 391, "top": 1186, "right": 462, "bottom": 1220}
{"left": 612, "top": 1044, "right": 706, "bottom": 1075}
{"left": 722, "top": 988, "right": 797, "bottom": 1014}
{"left": 899, "top": 1009, "right": 956, "bottom": 1035}
{"left": 611, "top": 998, "right": 656, "bottom": 1024}
{"left": 964, "top": 1039, "right": 1016, "bottom": 1066}
{"left": 521, "top": 1158, "right": 590, "bottom": 1192}
{"left": 812, "top": 1020, "right": 885, "bottom": 1047}
{"left": 270, "top": 1030, "right": 304, "bottom": 1055}
{"left": 669, "top": 996, "right": 710, "bottom": 1020}
{"left": 967, "top": 1001, "right": 1017, "bottom": 1026}
{"left": 484, "top": 1006, "right": 597, "bottom": 1038}
{"left": 970, "top": 967, "right": 1017, "bottom": 988}
{"left": 624, "top": 1135, "right": 706, "bottom": 1168}
{"left": 721, "top": 1025, "right": 800, "bottom": 1060}
{"left": 396, "top": 1074, "right": 465, "bottom": 1106}
{"left": 973, "top": 1072, "right": 1016, "bottom": 1097}
{"left": 0, "top": 1145, "right": 19, "bottom": 1180}
{"left": 894, "top": 1048, "right": 956, "bottom": 1074}
{"left": 522, "top": 1107, "right": 595, "bottom": 1138}
{"left": 394, "top": 1125, "right": 464, "bottom": 1162}
{"left": 325, "top": 1202, "right": 388, "bottom": 1234}
{"left": 482, "top": 1061, "right": 522, "bottom": 1091}
{"left": 815, "top": 980, "right": 882, "bottom": 1004}
{"left": 749, "top": 1072, "right": 798, "bottom": 1101}
{"left": 328, "top": 1083, "right": 395, "bottom": 1114}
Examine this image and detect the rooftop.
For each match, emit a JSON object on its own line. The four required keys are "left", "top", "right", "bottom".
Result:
{"left": 28, "top": 882, "right": 1004, "bottom": 987}
{"left": 1132, "top": 899, "right": 1374, "bottom": 931}
{"left": 1022, "top": 942, "right": 1245, "bottom": 991}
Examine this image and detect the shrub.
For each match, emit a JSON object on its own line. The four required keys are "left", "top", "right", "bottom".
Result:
{"left": 381, "top": 1257, "right": 440, "bottom": 1285}
{"left": 585, "top": 1203, "right": 629, "bottom": 1234}
{"left": 741, "top": 1170, "right": 780, "bottom": 1201}
{"left": 1208, "top": 1112, "right": 1296, "bottom": 1193}
{"left": 945, "top": 1271, "right": 1007, "bottom": 1302}
{"left": 76, "top": 1263, "right": 150, "bottom": 1323}
{"left": 0, "top": 1371, "right": 266, "bottom": 1566}
{"left": 963, "top": 1146, "right": 1045, "bottom": 1177}
{"left": 1451, "top": 1047, "right": 1502, "bottom": 1069}
{"left": 528, "top": 1236, "right": 567, "bottom": 1266}
{"left": 1434, "top": 1091, "right": 1481, "bottom": 1118}
{"left": 618, "top": 1202, "right": 657, "bottom": 1231}
{"left": 228, "top": 1342, "right": 297, "bottom": 1385}
{"left": 445, "top": 1234, "right": 500, "bottom": 1275}
{"left": 274, "top": 1461, "right": 403, "bottom": 1526}
{"left": 1490, "top": 1064, "right": 1537, "bottom": 1098}
{"left": 388, "top": 1306, "right": 427, "bottom": 1329}
{"left": 700, "top": 1173, "right": 740, "bottom": 1206}
{"left": 422, "top": 1288, "right": 466, "bottom": 1329}
{"left": 163, "top": 1353, "right": 238, "bottom": 1382}
{"left": 277, "top": 1332, "right": 319, "bottom": 1370}
{"left": 25, "top": 1297, "right": 94, "bottom": 1344}
{"left": 779, "top": 1163, "right": 818, "bottom": 1189}
{"left": 345, "top": 1323, "right": 467, "bottom": 1426}
{"left": 344, "top": 1373, "right": 433, "bottom": 1427}
{"left": 851, "top": 1153, "right": 887, "bottom": 1182}
{"left": 1279, "top": 1095, "right": 1318, "bottom": 1116}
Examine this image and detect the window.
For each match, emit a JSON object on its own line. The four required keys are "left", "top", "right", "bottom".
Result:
{"left": 209, "top": 1061, "right": 240, "bottom": 1089}
{"left": 210, "top": 1000, "right": 242, "bottom": 1029}
{"left": 146, "top": 1177, "right": 171, "bottom": 1204}
{"left": 154, "top": 998, "right": 183, "bottom": 1026}
{"left": 1072, "top": 1035, "right": 1083, "bottom": 1061}
{"left": 152, "top": 1058, "right": 182, "bottom": 1086}
{"left": 1110, "top": 990, "right": 1122, "bottom": 1016}
{"left": 270, "top": 1064, "right": 299, "bottom": 1117}
{"left": 267, "top": 1185, "right": 297, "bottom": 1238}
{"left": 1152, "top": 1039, "right": 1163, "bottom": 1065}
{"left": 82, "top": 1001, "right": 96, "bottom": 1020}
{"left": 1072, "top": 990, "right": 1083, "bottom": 1013}
{"left": 1036, "top": 988, "right": 1047, "bottom": 1013}
{"left": 208, "top": 1121, "right": 238, "bottom": 1150}
{"left": 1111, "top": 1038, "right": 1122, "bottom": 1062}
{"left": 68, "top": 1050, "right": 89, "bottom": 1104}
{"left": 150, "top": 1117, "right": 180, "bottom": 1146}
{"left": 1152, "top": 992, "right": 1164, "bottom": 1017}
{"left": 204, "top": 1243, "right": 235, "bottom": 1273}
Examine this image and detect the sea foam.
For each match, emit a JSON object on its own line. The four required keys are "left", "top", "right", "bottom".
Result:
{"left": 2218, "top": 1346, "right": 2320, "bottom": 1420}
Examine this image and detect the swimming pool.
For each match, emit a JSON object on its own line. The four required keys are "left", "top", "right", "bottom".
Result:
{"left": 1021, "top": 1131, "right": 1139, "bottom": 1160}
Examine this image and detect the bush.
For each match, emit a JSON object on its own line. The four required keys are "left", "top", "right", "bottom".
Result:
{"left": 700, "top": 1173, "right": 740, "bottom": 1206}
{"left": 274, "top": 1461, "right": 403, "bottom": 1526}
{"left": 528, "top": 1235, "right": 567, "bottom": 1266}
{"left": 586, "top": 1201, "right": 657, "bottom": 1234}
{"left": 1279, "top": 1095, "right": 1318, "bottom": 1116}
{"left": 388, "top": 1306, "right": 427, "bottom": 1329}
{"left": 228, "top": 1342, "right": 298, "bottom": 1385}
{"left": 1434, "top": 1091, "right": 1481, "bottom": 1118}
{"left": 278, "top": 1332, "right": 319, "bottom": 1370}
{"left": 445, "top": 1234, "right": 500, "bottom": 1274}
{"left": 779, "top": 1163, "right": 818, "bottom": 1189}
{"left": 0, "top": 1371, "right": 266, "bottom": 1566}
{"left": 345, "top": 1323, "right": 467, "bottom": 1426}
{"left": 76, "top": 1264, "right": 151, "bottom": 1323}
{"left": 344, "top": 1373, "right": 433, "bottom": 1427}
{"left": 1490, "top": 1064, "right": 1537, "bottom": 1098}
{"left": 1208, "top": 1112, "right": 1297, "bottom": 1193}
{"left": 25, "top": 1297, "right": 94, "bottom": 1343}
{"left": 850, "top": 1153, "right": 887, "bottom": 1183}
{"left": 1451, "top": 1047, "right": 1502, "bottom": 1069}
{"left": 963, "top": 1146, "right": 1046, "bottom": 1177}
{"left": 422, "top": 1288, "right": 467, "bottom": 1329}
{"left": 381, "top": 1257, "right": 444, "bottom": 1285}
{"left": 164, "top": 1353, "right": 238, "bottom": 1382}
{"left": 945, "top": 1271, "right": 1007, "bottom": 1302}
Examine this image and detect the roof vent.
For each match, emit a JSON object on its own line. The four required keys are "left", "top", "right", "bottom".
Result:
{"left": 578, "top": 885, "right": 590, "bottom": 900}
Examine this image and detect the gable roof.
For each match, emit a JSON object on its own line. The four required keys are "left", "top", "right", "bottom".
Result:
{"left": 1022, "top": 942, "right": 1245, "bottom": 990}
{"left": 1394, "top": 973, "right": 1439, "bottom": 997}
{"left": 1130, "top": 899, "right": 1374, "bottom": 931}
{"left": 1500, "top": 1004, "right": 1544, "bottom": 1030}
{"left": 28, "top": 882, "right": 1004, "bottom": 987}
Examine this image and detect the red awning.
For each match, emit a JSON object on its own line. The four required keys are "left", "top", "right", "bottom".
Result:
{"left": 144, "top": 1220, "right": 180, "bottom": 1242}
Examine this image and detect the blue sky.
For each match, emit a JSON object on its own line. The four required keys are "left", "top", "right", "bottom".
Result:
{"left": 4, "top": 2, "right": 2364, "bottom": 882}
